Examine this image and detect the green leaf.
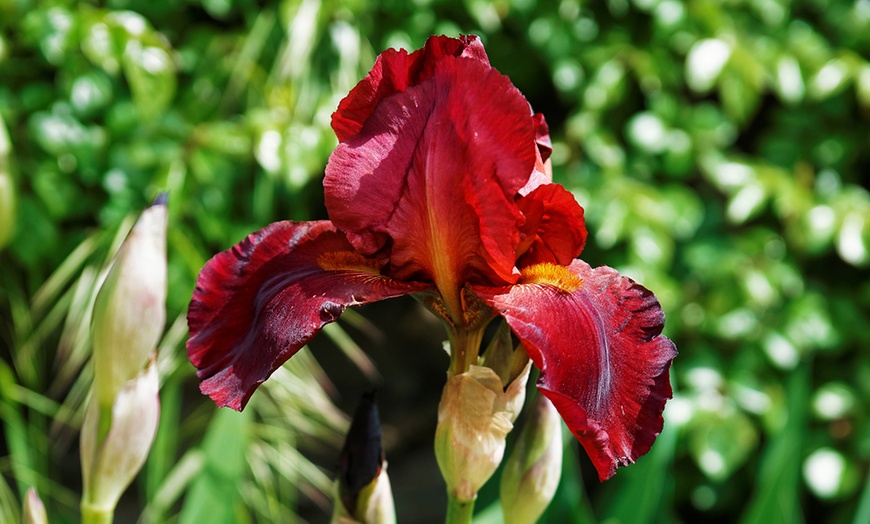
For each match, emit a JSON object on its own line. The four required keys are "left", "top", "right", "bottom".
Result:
{"left": 599, "top": 416, "right": 678, "bottom": 524}
{"left": 540, "top": 430, "right": 597, "bottom": 524}
{"left": 0, "top": 359, "right": 35, "bottom": 496}
{"left": 688, "top": 406, "right": 757, "bottom": 482}
{"left": 178, "top": 408, "right": 252, "bottom": 524}
{"left": 740, "top": 365, "right": 809, "bottom": 524}
{"left": 123, "top": 40, "right": 176, "bottom": 120}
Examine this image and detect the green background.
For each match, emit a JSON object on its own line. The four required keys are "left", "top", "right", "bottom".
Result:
{"left": 1, "top": 0, "right": 869, "bottom": 522}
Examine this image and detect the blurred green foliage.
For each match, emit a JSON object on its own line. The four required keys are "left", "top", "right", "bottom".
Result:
{"left": 1, "top": 0, "right": 869, "bottom": 522}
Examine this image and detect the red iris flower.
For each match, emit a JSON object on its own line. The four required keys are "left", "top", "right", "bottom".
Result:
{"left": 187, "top": 35, "right": 676, "bottom": 481}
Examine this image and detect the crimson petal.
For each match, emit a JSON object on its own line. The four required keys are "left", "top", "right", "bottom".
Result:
{"left": 325, "top": 55, "right": 538, "bottom": 291}
{"left": 473, "top": 261, "right": 676, "bottom": 481}
{"left": 532, "top": 113, "right": 552, "bottom": 162}
{"left": 187, "top": 220, "right": 426, "bottom": 410}
{"left": 515, "top": 184, "right": 587, "bottom": 268}
{"left": 332, "top": 35, "right": 488, "bottom": 142}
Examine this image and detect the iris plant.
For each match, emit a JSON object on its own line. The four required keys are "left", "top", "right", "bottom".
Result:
{"left": 187, "top": 35, "right": 676, "bottom": 499}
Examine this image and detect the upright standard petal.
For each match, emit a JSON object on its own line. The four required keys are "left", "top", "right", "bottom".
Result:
{"left": 518, "top": 114, "right": 553, "bottom": 195}
{"left": 187, "top": 221, "right": 426, "bottom": 410}
{"left": 515, "top": 184, "right": 587, "bottom": 268}
{"left": 473, "top": 261, "right": 676, "bottom": 481}
{"left": 331, "top": 35, "right": 488, "bottom": 142}
{"left": 325, "top": 56, "right": 538, "bottom": 304}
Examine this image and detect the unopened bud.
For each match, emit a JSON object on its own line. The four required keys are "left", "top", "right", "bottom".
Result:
{"left": 81, "top": 357, "right": 160, "bottom": 517}
{"left": 0, "top": 115, "right": 15, "bottom": 250}
{"left": 478, "top": 321, "right": 531, "bottom": 397}
{"left": 434, "top": 363, "right": 531, "bottom": 502}
{"left": 22, "top": 487, "right": 47, "bottom": 524}
{"left": 500, "top": 395, "right": 563, "bottom": 524}
{"left": 92, "top": 196, "right": 167, "bottom": 408}
{"left": 333, "top": 392, "right": 395, "bottom": 524}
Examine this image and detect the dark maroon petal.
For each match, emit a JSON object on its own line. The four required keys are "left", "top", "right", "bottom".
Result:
{"left": 515, "top": 184, "right": 587, "bottom": 267}
{"left": 187, "top": 221, "right": 426, "bottom": 410}
{"left": 332, "top": 35, "right": 488, "bottom": 142}
{"left": 325, "top": 55, "right": 538, "bottom": 294}
{"left": 473, "top": 261, "right": 676, "bottom": 481}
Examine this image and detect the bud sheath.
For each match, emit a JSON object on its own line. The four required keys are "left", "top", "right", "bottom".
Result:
{"left": 91, "top": 199, "right": 167, "bottom": 408}
{"left": 500, "top": 394, "right": 563, "bottom": 524}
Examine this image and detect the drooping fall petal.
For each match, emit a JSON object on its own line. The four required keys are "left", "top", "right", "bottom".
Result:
{"left": 473, "top": 261, "right": 676, "bottom": 481}
{"left": 187, "top": 221, "right": 426, "bottom": 410}
{"left": 515, "top": 184, "right": 587, "bottom": 268}
{"left": 325, "top": 55, "right": 538, "bottom": 299}
{"left": 331, "top": 34, "right": 488, "bottom": 142}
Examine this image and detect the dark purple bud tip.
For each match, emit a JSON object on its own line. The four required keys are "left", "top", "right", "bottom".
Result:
{"left": 339, "top": 391, "right": 384, "bottom": 513}
{"left": 152, "top": 192, "right": 169, "bottom": 207}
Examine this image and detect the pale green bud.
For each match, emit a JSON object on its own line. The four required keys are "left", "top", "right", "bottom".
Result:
{"left": 332, "top": 466, "right": 396, "bottom": 524}
{"left": 478, "top": 320, "right": 531, "bottom": 395}
{"left": 22, "top": 487, "right": 47, "bottom": 524}
{"left": 500, "top": 395, "right": 563, "bottom": 524}
{"left": 0, "top": 114, "right": 15, "bottom": 250}
{"left": 434, "top": 363, "right": 531, "bottom": 501}
{"left": 81, "top": 358, "right": 160, "bottom": 517}
{"left": 0, "top": 169, "right": 14, "bottom": 250}
{"left": 92, "top": 198, "right": 167, "bottom": 408}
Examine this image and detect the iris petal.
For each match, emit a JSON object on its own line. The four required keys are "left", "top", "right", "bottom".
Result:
{"left": 187, "top": 220, "right": 426, "bottom": 410}
{"left": 473, "top": 260, "right": 676, "bottom": 481}
{"left": 515, "top": 184, "right": 587, "bottom": 267}
{"left": 331, "top": 35, "right": 488, "bottom": 143}
{"left": 325, "top": 56, "right": 538, "bottom": 293}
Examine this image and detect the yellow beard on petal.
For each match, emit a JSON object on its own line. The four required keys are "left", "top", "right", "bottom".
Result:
{"left": 518, "top": 262, "right": 583, "bottom": 293}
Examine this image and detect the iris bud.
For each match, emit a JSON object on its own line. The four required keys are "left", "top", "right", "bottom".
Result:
{"left": 91, "top": 196, "right": 167, "bottom": 409}
{"left": 434, "top": 363, "right": 531, "bottom": 502}
{"left": 22, "top": 487, "right": 47, "bottom": 524}
{"left": 0, "top": 115, "right": 14, "bottom": 250}
{"left": 333, "top": 393, "right": 395, "bottom": 524}
{"left": 500, "top": 395, "right": 563, "bottom": 524}
{"left": 80, "top": 358, "right": 160, "bottom": 519}
{"left": 478, "top": 321, "right": 531, "bottom": 422}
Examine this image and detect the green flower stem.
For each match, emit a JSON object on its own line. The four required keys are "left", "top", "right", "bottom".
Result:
{"left": 446, "top": 492, "right": 475, "bottom": 524}
{"left": 81, "top": 503, "right": 113, "bottom": 524}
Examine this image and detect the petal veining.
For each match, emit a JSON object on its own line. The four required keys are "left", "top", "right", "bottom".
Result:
{"left": 331, "top": 34, "right": 488, "bottom": 143}
{"left": 325, "top": 56, "right": 538, "bottom": 301}
{"left": 473, "top": 260, "right": 676, "bottom": 481}
{"left": 187, "top": 220, "right": 426, "bottom": 410}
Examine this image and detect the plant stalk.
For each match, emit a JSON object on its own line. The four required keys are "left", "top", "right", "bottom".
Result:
{"left": 445, "top": 492, "right": 475, "bottom": 524}
{"left": 81, "top": 503, "right": 114, "bottom": 524}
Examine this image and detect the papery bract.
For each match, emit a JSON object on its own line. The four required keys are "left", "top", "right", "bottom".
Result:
{"left": 23, "top": 487, "right": 48, "bottom": 524}
{"left": 434, "top": 365, "right": 529, "bottom": 500}
{"left": 81, "top": 359, "right": 160, "bottom": 514}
